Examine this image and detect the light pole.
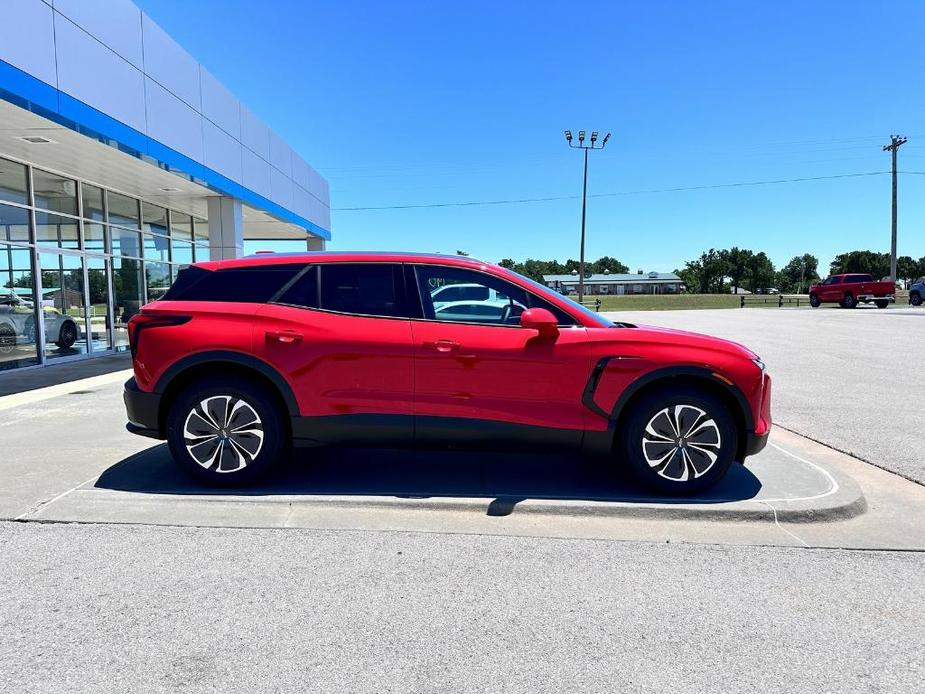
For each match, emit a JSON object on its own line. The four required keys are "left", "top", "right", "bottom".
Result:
{"left": 565, "top": 129, "right": 611, "bottom": 303}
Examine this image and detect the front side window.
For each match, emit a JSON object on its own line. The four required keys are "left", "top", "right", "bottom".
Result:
{"left": 414, "top": 265, "right": 576, "bottom": 326}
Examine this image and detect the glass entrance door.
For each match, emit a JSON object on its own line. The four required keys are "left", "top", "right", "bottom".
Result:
{"left": 38, "top": 250, "right": 89, "bottom": 360}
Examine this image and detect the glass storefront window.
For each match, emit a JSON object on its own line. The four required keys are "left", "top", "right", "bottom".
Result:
{"left": 39, "top": 251, "right": 88, "bottom": 360}
{"left": 32, "top": 169, "right": 78, "bottom": 216}
{"left": 113, "top": 256, "right": 143, "bottom": 351}
{"left": 87, "top": 256, "right": 112, "bottom": 353}
{"left": 0, "top": 243, "right": 39, "bottom": 370}
{"left": 35, "top": 211, "right": 80, "bottom": 249}
{"left": 171, "top": 239, "right": 194, "bottom": 266}
{"left": 193, "top": 216, "right": 209, "bottom": 244}
{"left": 0, "top": 203, "right": 31, "bottom": 244}
{"left": 84, "top": 222, "right": 106, "bottom": 254}
{"left": 108, "top": 191, "right": 140, "bottom": 229}
{"left": 145, "top": 261, "right": 171, "bottom": 301}
{"left": 82, "top": 184, "right": 105, "bottom": 221}
{"left": 112, "top": 226, "right": 141, "bottom": 257}
{"left": 143, "top": 232, "right": 170, "bottom": 262}
{"left": 170, "top": 212, "right": 193, "bottom": 241}
{"left": 0, "top": 157, "right": 29, "bottom": 206}
{"left": 142, "top": 202, "right": 168, "bottom": 235}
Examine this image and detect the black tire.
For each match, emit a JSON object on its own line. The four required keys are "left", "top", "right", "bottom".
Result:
{"left": 911, "top": 292, "right": 922, "bottom": 307}
{"left": 619, "top": 386, "right": 738, "bottom": 495}
{"left": 809, "top": 293, "right": 820, "bottom": 308}
{"left": 166, "top": 376, "right": 288, "bottom": 486}
{"left": 841, "top": 292, "right": 856, "bottom": 309}
{"left": 56, "top": 320, "right": 78, "bottom": 348}
{"left": 0, "top": 324, "right": 15, "bottom": 355}
{"left": 875, "top": 300, "right": 889, "bottom": 309}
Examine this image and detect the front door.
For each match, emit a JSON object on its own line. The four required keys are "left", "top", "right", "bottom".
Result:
{"left": 409, "top": 264, "right": 592, "bottom": 446}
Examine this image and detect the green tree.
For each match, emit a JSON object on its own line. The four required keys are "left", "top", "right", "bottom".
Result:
{"left": 777, "top": 254, "right": 819, "bottom": 293}
{"left": 720, "top": 247, "right": 754, "bottom": 294}
{"left": 745, "top": 252, "right": 776, "bottom": 292}
{"left": 829, "top": 250, "right": 890, "bottom": 278}
{"left": 589, "top": 256, "right": 629, "bottom": 275}
{"left": 679, "top": 249, "right": 729, "bottom": 294}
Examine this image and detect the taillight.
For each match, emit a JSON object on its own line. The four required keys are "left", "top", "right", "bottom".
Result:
{"left": 127, "top": 313, "right": 191, "bottom": 357}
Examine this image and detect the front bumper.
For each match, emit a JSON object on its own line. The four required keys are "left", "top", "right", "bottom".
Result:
{"left": 124, "top": 377, "right": 163, "bottom": 439}
{"left": 745, "top": 429, "right": 769, "bottom": 457}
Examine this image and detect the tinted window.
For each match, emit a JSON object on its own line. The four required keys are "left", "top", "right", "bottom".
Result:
{"left": 277, "top": 265, "right": 319, "bottom": 309}
{"left": 414, "top": 265, "right": 576, "bottom": 326}
{"left": 162, "top": 264, "right": 302, "bottom": 303}
{"left": 318, "top": 263, "right": 403, "bottom": 317}
{"left": 847, "top": 274, "right": 872, "bottom": 283}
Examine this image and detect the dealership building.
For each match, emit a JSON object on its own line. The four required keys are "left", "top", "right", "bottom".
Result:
{"left": 0, "top": 0, "right": 331, "bottom": 372}
{"left": 543, "top": 271, "right": 683, "bottom": 295}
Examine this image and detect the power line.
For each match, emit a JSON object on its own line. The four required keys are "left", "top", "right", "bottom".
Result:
{"left": 333, "top": 171, "right": 890, "bottom": 211}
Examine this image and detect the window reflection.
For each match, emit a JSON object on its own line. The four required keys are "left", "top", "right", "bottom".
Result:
{"left": 0, "top": 157, "right": 29, "bottom": 206}
{"left": 39, "top": 251, "right": 88, "bottom": 359}
{"left": 32, "top": 169, "right": 78, "bottom": 216}
{"left": 113, "top": 256, "right": 143, "bottom": 351}
{"left": 0, "top": 243, "right": 39, "bottom": 370}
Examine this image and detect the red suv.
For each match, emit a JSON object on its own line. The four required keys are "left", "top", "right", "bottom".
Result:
{"left": 124, "top": 252, "right": 771, "bottom": 494}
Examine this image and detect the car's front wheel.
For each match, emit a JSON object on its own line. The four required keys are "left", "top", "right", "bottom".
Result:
{"left": 619, "top": 386, "right": 738, "bottom": 495}
{"left": 167, "top": 377, "right": 287, "bottom": 485}
{"left": 809, "top": 293, "right": 820, "bottom": 308}
{"left": 56, "top": 320, "right": 78, "bottom": 348}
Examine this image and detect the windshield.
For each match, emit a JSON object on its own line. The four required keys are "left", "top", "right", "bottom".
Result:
{"left": 508, "top": 271, "right": 617, "bottom": 327}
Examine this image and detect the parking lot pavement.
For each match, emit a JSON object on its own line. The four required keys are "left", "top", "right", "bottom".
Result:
{"left": 4, "top": 379, "right": 925, "bottom": 550}
{"left": 1, "top": 521, "right": 924, "bottom": 693}
{"left": 605, "top": 305, "right": 925, "bottom": 485}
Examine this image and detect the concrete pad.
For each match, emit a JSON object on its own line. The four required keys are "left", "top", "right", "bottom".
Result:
{"left": 20, "top": 427, "right": 865, "bottom": 528}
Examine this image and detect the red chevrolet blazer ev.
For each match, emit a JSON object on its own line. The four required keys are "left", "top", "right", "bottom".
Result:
{"left": 123, "top": 252, "right": 772, "bottom": 495}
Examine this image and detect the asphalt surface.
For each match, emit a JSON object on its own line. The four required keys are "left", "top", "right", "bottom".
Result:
{"left": 1, "top": 522, "right": 923, "bottom": 693}
{"left": 607, "top": 305, "right": 925, "bottom": 485}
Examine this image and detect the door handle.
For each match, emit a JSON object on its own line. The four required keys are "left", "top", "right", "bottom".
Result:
{"left": 424, "top": 339, "right": 460, "bottom": 353}
{"left": 267, "top": 329, "right": 303, "bottom": 344}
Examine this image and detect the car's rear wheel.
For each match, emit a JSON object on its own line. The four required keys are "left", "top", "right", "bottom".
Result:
{"left": 56, "top": 320, "right": 78, "bottom": 348}
{"left": 841, "top": 292, "right": 856, "bottom": 309}
{"left": 875, "top": 299, "right": 889, "bottom": 309}
{"left": 167, "top": 377, "right": 287, "bottom": 485}
{"left": 809, "top": 293, "right": 820, "bottom": 308}
{"left": 911, "top": 292, "right": 922, "bottom": 307}
{"left": 619, "top": 386, "right": 738, "bottom": 495}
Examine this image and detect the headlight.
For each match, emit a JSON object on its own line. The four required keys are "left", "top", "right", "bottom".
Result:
{"left": 752, "top": 358, "right": 766, "bottom": 372}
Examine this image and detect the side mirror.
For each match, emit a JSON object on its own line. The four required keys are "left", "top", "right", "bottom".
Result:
{"left": 520, "top": 307, "right": 559, "bottom": 336}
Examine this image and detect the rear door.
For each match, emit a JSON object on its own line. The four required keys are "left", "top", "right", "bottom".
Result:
{"left": 408, "top": 264, "right": 592, "bottom": 445}
{"left": 254, "top": 262, "right": 415, "bottom": 443}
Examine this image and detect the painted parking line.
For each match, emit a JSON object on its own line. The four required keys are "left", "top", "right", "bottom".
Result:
{"left": 0, "top": 369, "right": 133, "bottom": 413}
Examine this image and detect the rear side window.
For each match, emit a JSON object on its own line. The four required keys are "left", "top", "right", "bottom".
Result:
{"left": 847, "top": 274, "right": 872, "bottom": 283}
{"left": 318, "top": 263, "right": 404, "bottom": 317}
{"left": 162, "top": 264, "right": 303, "bottom": 303}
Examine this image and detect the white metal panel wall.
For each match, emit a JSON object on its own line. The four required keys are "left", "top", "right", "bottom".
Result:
{"left": 140, "top": 13, "right": 201, "bottom": 110}
{"left": 200, "top": 68, "right": 241, "bottom": 139}
{"left": 53, "top": 0, "right": 144, "bottom": 68}
{"left": 145, "top": 77, "right": 204, "bottom": 162}
{"left": 54, "top": 13, "right": 147, "bottom": 132}
{"left": 202, "top": 119, "right": 243, "bottom": 184}
{"left": 0, "top": 0, "right": 330, "bottom": 230}
{"left": 0, "top": 0, "right": 57, "bottom": 86}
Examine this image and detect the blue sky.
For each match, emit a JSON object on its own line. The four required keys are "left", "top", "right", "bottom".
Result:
{"left": 136, "top": 0, "right": 925, "bottom": 272}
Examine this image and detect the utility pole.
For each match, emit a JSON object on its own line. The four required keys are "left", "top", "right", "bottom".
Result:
{"left": 882, "top": 135, "right": 907, "bottom": 282}
{"left": 564, "top": 130, "right": 611, "bottom": 303}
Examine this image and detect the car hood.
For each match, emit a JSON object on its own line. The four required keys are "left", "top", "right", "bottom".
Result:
{"left": 588, "top": 323, "right": 759, "bottom": 361}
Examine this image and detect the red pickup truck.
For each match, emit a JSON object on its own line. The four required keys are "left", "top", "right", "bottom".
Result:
{"left": 809, "top": 273, "right": 895, "bottom": 309}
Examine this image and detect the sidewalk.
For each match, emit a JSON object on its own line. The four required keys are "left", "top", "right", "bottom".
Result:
{"left": 0, "top": 354, "right": 132, "bottom": 397}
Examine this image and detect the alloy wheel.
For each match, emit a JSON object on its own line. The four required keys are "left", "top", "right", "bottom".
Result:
{"left": 641, "top": 404, "right": 722, "bottom": 482}
{"left": 182, "top": 395, "right": 265, "bottom": 473}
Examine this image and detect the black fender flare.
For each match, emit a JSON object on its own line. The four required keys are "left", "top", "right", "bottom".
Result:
{"left": 153, "top": 350, "right": 300, "bottom": 418}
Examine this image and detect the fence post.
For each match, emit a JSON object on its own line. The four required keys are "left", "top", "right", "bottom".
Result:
{"left": 740, "top": 295, "right": 745, "bottom": 308}
{"left": 778, "top": 294, "right": 783, "bottom": 308}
